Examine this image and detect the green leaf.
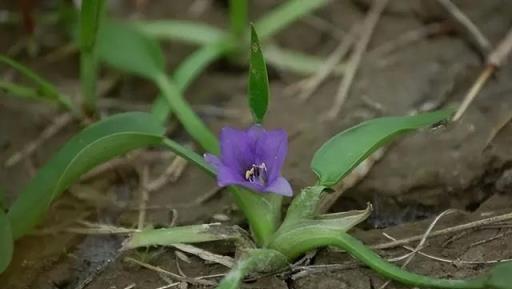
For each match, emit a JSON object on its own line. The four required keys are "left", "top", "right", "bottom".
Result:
{"left": 248, "top": 26, "right": 269, "bottom": 123}
{"left": 0, "top": 210, "right": 13, "bottom": 274}
{"left": 79, "top": 0, "right": 105, "bottom": 51}
{"left": 133, "top": 20, "right": 227, "bottom": 46}
{"left": 269, "top": 207, "right": 371, "bottom": 260}
{"left": 254, "top": 0, "right": 329, "bottom": 40}
{"left": 486, "top": 262, "right": 512, "bottom": 289}
{"left": 122, "top": 224, "right": 249, "bottom": 250}
{"left": 151, "top": 41, "right": 231, "bottom": 123}
{"left": 0, "top": 80, "right": 42, "bottom": 101}
{"left": 311, "top": 110, "right": 453, "bottom": 187}
{"left": 0, "top": 55, "right": 72, "bottom": 109}
{"left": 8, "top": 112, "right": 165, "bottom": 239}
{"left": 80, "top": 0, "right": 106, "bottom": 114}
{"left": 0, "top": 186, "right": 6, "bottom": 210}
{"left": 97, "top": 20, "right": 165, "bottom": 80}
{"left": 216, "top": 249, "right": 288, "bottom": 289}
{"left": 264, "top": 44, "right": 345, "bottom": 76}
{"left": 229, "top": 0, "right": 248, "bottom": 41}
{"left": 155, "top": 75, "right": 219, "bottom": 153}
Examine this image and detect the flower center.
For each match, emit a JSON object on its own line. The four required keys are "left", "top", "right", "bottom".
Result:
{"left": 244, "top": 163, "right": 267, "bottom": 185}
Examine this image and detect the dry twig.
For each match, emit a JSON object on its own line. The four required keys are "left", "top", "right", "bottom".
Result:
{"left": 378, "top": 209, "right": 457, "bottom": 289}
{"left": 453, "top": 27, "right": 512, "bottom": 121}
{"left": 326, "top": 0, "right": 389, "bottom": 119}
{"left": 298, "top": 25, "right": 358, "bottom": 101}
{"left": 5, "top": 112, "right": 73, "bottom": 167}
{"left": 372, "top": 211, "right": 512, "bottom": 250}
{"left": 124, "top": 257, "right": 216, "bottom": 286}
{"left": 436, "top": 0, "right": 491, "bottom": 54}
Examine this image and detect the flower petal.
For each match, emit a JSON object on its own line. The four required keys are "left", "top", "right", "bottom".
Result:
{"left": 216, "top": 164, "right": 245, "bottom": 186}
{"left": 204, "top": 153, "right": 222, "bottom": 170}
{"left": 254, "top": 129, "right": 288, "bottom": 181}
{"left": 265, "top": 176, "right": 293, "bottom": 197}
{"left": 220, "top": 127, "right": 254, "bottom": 172}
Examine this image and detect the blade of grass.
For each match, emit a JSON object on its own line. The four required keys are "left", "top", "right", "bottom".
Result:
{"left": 248, "top": 25, "right": 270, "bottom": 124}
{"left": 133, "top": 20, "right": 226, "bottom": 45}
{"left": 0, "top": 54, "right": 73, "bottom": 109}
{"left": 0, "top": 80, "right": 44, "bottom": 101}
{"left": 264, "top": 44, "right": 344, "bottom": 75}
{"left": 80, "top": 0, "right": 106, "bottom": 115}
{"left": 254, "top": 0, "right": 330, "bottom": 40}
{"left": 8, "top": 112, "right": 166, "bottom": 239}
{"left": 151, "top": 41, "right": 233, "bottom": 123}
{"left": 229, "top": 0, "right": 248, "bottom": 42}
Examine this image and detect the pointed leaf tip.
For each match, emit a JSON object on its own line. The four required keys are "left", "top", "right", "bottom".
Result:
{"left": 248, "top": 25, "right": 269, "bottom": 124}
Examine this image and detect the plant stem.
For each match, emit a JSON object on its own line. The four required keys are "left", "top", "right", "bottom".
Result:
{"left": 154, "top": 74, "right": 219, "bottom": 153}
{"left": 216, "top": 249, "right": 288, "bottom": 289}
{"left": 271, "top": 229, "right": 489, "bottom": 289}
{"left": 80, "top": 52, "right": 97, "bottom": 114}
{"left": 80, "top": 0, "right": 105, "bottom": 116}
{"left": 229, "top": 0, "right": 248, "bottom": 43}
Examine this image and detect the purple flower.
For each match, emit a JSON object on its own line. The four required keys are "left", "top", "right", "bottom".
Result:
{"left": 204, "top": 125, "right": 293, "bottom": 197}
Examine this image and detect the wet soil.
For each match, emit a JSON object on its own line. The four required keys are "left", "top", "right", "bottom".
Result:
{"left": 1, "top": 0, "right": 512, "bottom": 288}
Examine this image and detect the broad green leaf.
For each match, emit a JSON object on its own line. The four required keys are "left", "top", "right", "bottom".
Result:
{"left": 122, "top": 224, "right": 247, "bottom": 250}
{"left": 8, "top": 112, "right": 165, "bottom": 239}
{"left": 248, "top": 26, "right": 269, "bottom": 123}
{"left": 311, "top": 110, "right": 453, "bottom": 187}
{"left": 134, "top": 20, "right": 226, "bottom": 46}
{"left": 97, "top": 20, "right": 165, "bottom": 80}
{"left": 0, "top": 55, "right": 72, "bottom": 109}
{"left": 0, "top": 210, "right": 13, "bottom": 273}
{"left": 255, "top": 0, "right": 329, "bottom": 40}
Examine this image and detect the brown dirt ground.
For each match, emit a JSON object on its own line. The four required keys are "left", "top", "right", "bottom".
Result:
{"left": 1, "top": 0, "right": 512, "bottom": 289}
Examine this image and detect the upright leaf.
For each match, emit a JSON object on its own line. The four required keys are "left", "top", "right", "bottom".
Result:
{"left": 229, "top": 0, "right": 248, "bottom": 42}
{"left": 80, "top": 0, "right": 106, "bottom": 114}
{"left": 248, "top": 26, "right": 269, "bottom": 123}
{"left": 311, "top": 110, "right": 453, "bottom": 187}
{"left": 97, "top": 20, "right": 165, "bottom": 80}
{"left": 8, "top": 112, "right": 165, "bottom": 239}
{"left": 0, "top": 210, "right": 13, "bottom": 273}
